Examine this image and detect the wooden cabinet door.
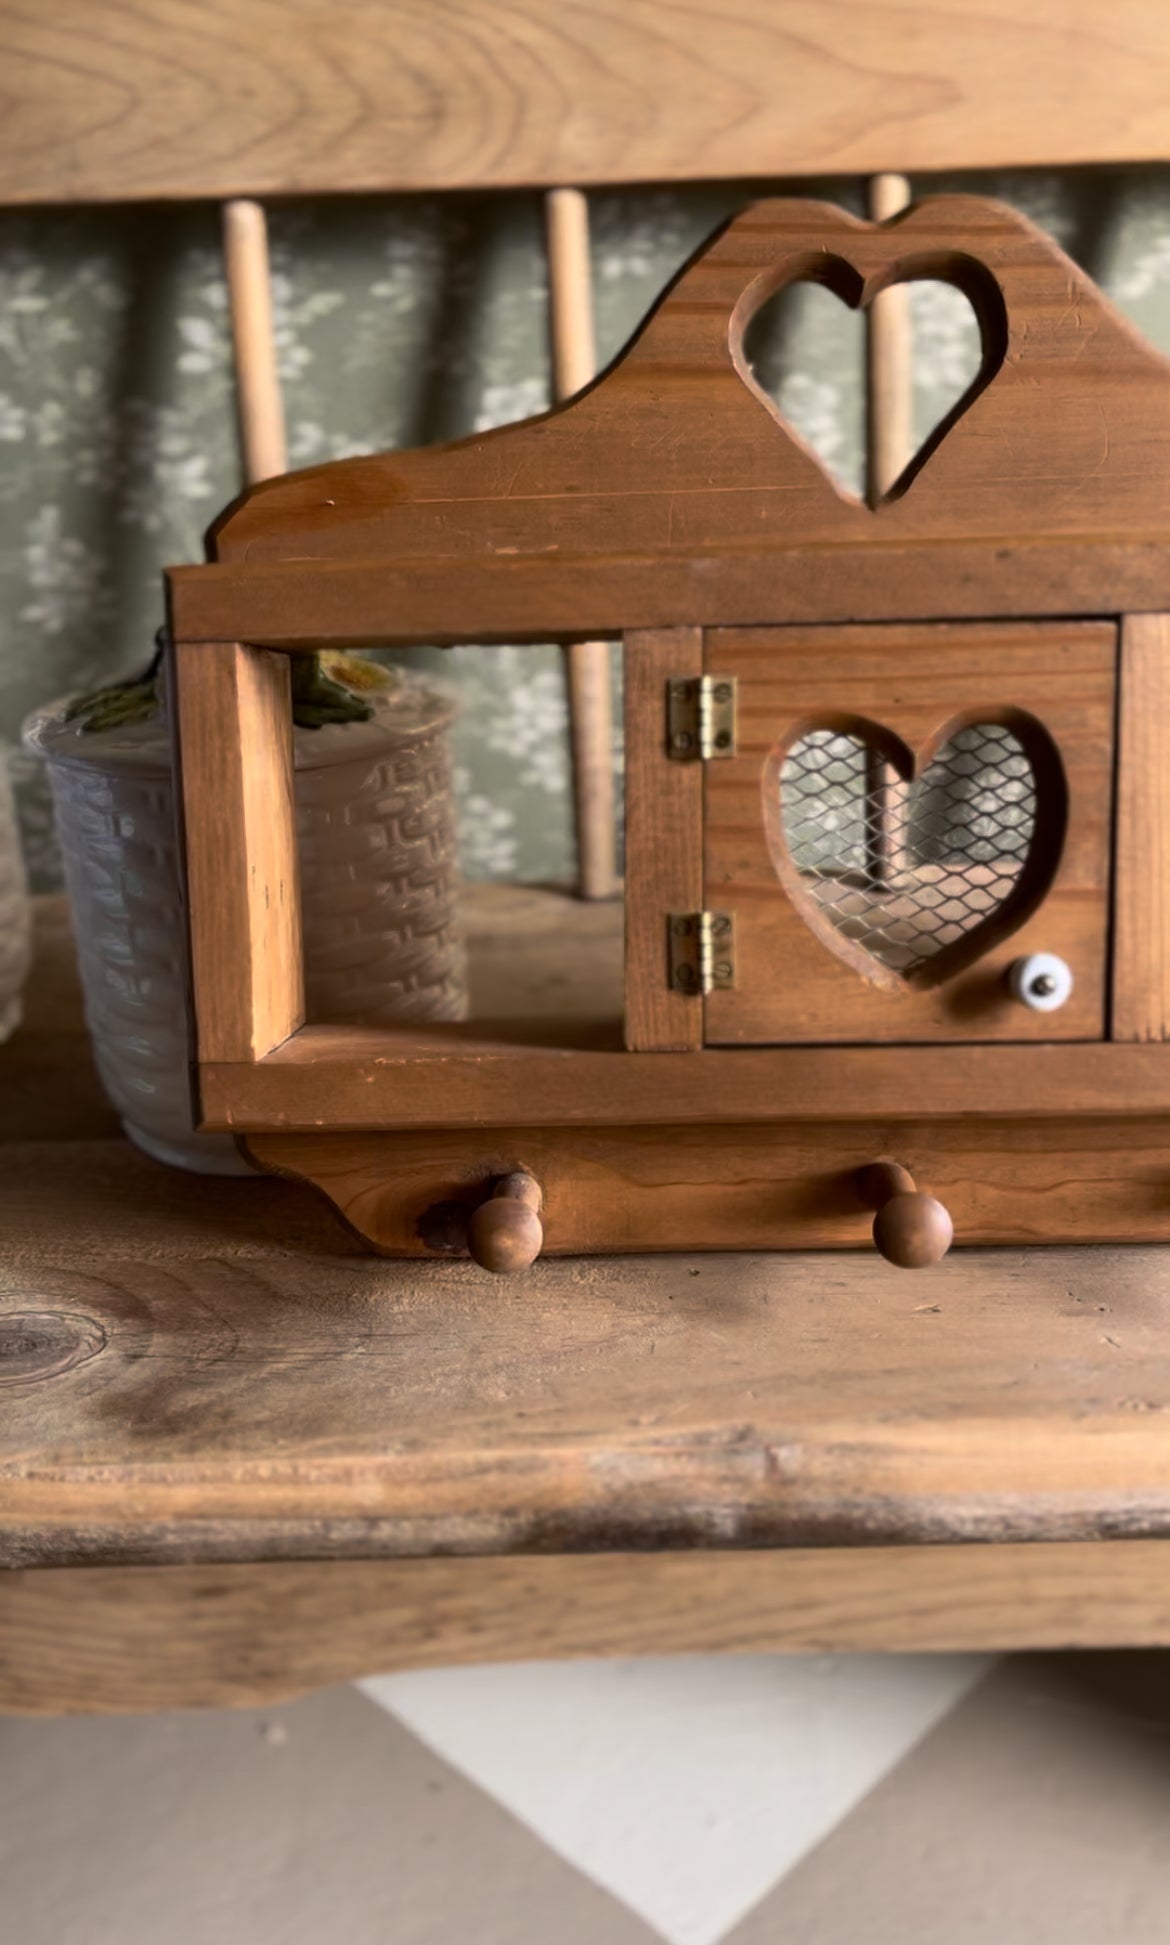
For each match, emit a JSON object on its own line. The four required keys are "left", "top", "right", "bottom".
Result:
{"left": 703, "top": 622, "right": 1116, "bottom": 1045}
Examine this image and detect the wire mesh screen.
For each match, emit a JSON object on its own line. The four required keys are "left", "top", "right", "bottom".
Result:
{"left": 778, "top": 723, "right": 1037, "bottom": 978}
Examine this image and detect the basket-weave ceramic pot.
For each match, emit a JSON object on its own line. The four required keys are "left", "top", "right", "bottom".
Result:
{"left": 25, "top": 677, "right": 465, "bottom": 1172}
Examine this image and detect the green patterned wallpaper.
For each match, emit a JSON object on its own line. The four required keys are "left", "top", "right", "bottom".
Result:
{"left": 4, "top": 169, "right": 1170, "bottom": 889}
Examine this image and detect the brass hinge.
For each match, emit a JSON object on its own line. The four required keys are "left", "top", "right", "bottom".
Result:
{"left": 668, "top": 911, "right": 736, "bottom": 995}
{"left": 666, "top": 676, "right": 737, "bottom": 761}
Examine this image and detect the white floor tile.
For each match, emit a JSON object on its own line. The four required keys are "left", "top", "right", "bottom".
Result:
{"left": 362, "top": 1651, "right": 991, "bottom": 1945}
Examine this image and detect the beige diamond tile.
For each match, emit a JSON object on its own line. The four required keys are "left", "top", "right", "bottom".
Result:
{"left": 0, "top": 1684, "right": 659, "bottom": 1945}
{"left": 725, "top": 1653, "right": 1170, "bottom": 1943}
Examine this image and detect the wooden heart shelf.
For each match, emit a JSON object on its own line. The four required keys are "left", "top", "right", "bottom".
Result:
{"left": 164, "top": 194, "right": 1170, "bottom": 1267}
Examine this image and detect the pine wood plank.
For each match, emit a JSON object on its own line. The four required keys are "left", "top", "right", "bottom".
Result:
{"left": 10, "top": 1541, "right": 1170, "bottom": 1715}
{"left": 245, "top": 1116, "right": 1170, "bottom": 1255}
{"left": 1113, "top": 614, "right": 1170, "bottom": 1041}
{"left": 623, "top": 627, "right": 703, "bottom": 1049}
{"left": 201, "top": 1036, "right": 1170, "bottom": 1131}
{"left": 169, "top": 639, "right": 303, "bottom": 1064}
{"left": 7, "top": 1148, "right": 1170, "bottom": 1566}
{"left": 167, "top": 541, "right": 1170, "bottom": 649}
{"left": 8, "top": 2, "right": 1170, "bottom": 206}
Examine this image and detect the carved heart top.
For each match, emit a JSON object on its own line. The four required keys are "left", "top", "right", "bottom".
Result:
{"left": 732, "top": 245, "right": 1007, "bottom": 507}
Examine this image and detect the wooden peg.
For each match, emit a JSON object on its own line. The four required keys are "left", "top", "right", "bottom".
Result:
{"left": 866, "top": 173, "right": 912, "bottom": 504}
{"left": 545, "top": 188, "right": 617, "bottom": 902}
{"left": 859, "top": 1160, "right": 953, "bottom": 1269}
{"left": 468, "top": 1171, "right": 544, "bottom": 1275}
{"left": 222, "top": 199, "right": 287, "bottom": 485}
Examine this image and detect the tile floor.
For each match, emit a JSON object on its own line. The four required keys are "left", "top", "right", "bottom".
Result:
{"left": 3, "top": 1653, "right": 1169, "bottom": 1943}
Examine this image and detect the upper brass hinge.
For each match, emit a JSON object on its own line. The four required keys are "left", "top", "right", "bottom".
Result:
{"left": 666, "top": 676, "right": 737, "bottom": 761}
{"left": 668, "top": 911, "right": 736, "bottom": 996}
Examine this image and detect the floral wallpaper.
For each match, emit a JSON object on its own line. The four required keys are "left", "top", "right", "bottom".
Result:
{"left": 5, "top": 168, "right": 1170, "bottom": 890}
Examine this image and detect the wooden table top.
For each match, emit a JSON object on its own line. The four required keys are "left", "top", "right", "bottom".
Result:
{"left": 4, "top": 896, "right": 1170, "bottom": 1572}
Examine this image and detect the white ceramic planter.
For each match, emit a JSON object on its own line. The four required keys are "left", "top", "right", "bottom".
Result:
{"left": 0, "top": 751, "right": 32, "bottom": 1046}
{"left": 24, "top": 679, "right": 465, "bottom": 1173}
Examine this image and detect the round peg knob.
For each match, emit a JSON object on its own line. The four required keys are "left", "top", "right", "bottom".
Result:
{"left": 1007, "top": 951, "right": 1073, "bottom": 1013}
{"left": 468, "top": 1171, "right": 544, "bottom": 1275}
{"left": 858, "top": 1161, "right": 953, "bottom": 1270}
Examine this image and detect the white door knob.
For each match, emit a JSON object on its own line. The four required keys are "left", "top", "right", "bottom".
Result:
{"left": 1008, "top": 952, "right": 1073, "bottom": 1012}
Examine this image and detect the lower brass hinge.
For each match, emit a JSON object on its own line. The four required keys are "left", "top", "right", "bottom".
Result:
{"left": 667, "top": 676, "right": 737, "bottom": 760}
{"left": 669, "top": 911, "right": 736, "bottom": 995}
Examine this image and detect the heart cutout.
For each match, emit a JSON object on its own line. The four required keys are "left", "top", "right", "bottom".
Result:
{"left": 764, "top": 712, "right": 1066, "bottom": 991}
{"left": 734, "top": 251, "right": 1007, "bottom": 507}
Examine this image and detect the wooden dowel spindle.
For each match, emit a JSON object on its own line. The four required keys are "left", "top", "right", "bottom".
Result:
{"left": 866, "top": 173, "right": 912, "bottom": 504}
{"left": 545, "top": 188, "right": 617, "bottom": 901}
{"left": 223, "top": 199, "right": 287, "bottom": 485}
{"left": 863, "top": 175, "right": 913, "bottom": 872}
{"left": 546, "top": 187, "right": 595, "bottom": 401}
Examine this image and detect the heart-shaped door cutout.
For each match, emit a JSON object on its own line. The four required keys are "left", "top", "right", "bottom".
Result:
{"left": 765, "top": 713, "right": 1066, "bottom": 990}
{"left": 734, "top": 253, "right": 1006, "bottom": 507}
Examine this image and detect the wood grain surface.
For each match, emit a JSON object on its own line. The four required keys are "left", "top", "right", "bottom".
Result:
{"left": 200, "top": 1034, "right": 1170, "bottom": 1132}
{"left": 11, "top": 1541, "right": 1170, "bottom": 1715}
{"left": 8, "top": 2, "right": 1170, "bottom": 205}
{"left": 170, "top": 639, "right": 303, "bottom": 1064}
{"left": 1113, "top": 613, "right": 1170, "bottom": 1041}
{"left": 8, "top": 1139, "right": 1170, "bottom": 1566}
{"left": 704, "top": 621, "right": 1115, "bottom": 1044}
{"left": 623, "top": 627, "right": 702, "bottom": 1050}
{"left": 169, "top": 539, "right": 1170, "bottom": 649}
{"left": 245, "top": 1116, "right": 1170, "bottom": 1255}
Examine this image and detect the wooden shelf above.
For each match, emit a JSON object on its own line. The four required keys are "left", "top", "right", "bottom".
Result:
{"left": 11, "top": 2, "right": 1170, "bottom": 208}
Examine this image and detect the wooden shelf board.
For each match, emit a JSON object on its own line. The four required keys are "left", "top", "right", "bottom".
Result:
{"left": 6, "top": 1135, "right": 1170, "bottom": 1567}
{"left": 12, "top": 1541, "right": 1170, "bottom": 1715}
{"left": 8, "top": 890, "right": 1170, "bottom": 1691}
{"left": 208, "top": 1032, "right": 1170, "bottom": 1132}
{"left": 11, "top": 2, "right": 1170, "bottom": 208}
